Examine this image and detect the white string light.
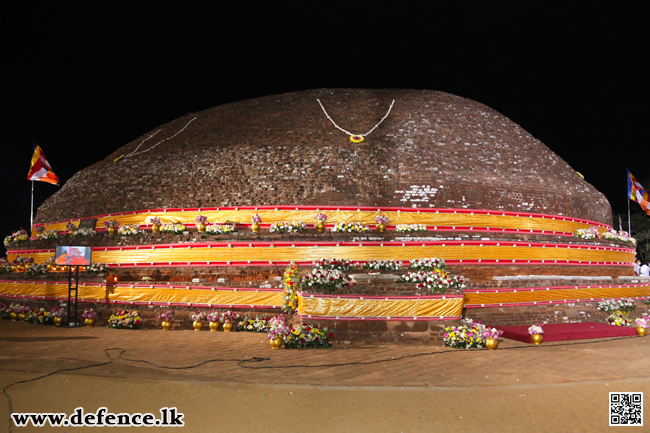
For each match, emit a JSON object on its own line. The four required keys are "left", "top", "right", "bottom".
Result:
{"left": 125, "top": 116, "right": 197, "bottom": 158}
{"left": 317, "top": 99, "right": 395, "bottom": 142}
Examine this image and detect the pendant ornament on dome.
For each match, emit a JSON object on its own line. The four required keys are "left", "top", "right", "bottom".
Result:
{"left": 317, "top": 99, "right": 395, "bottom": 144}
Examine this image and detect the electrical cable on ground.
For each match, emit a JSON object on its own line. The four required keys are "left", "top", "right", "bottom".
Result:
{"left": 0, "top": 335, "right": 637, "bottom": 432}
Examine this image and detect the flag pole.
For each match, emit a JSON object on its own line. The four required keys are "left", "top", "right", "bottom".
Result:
{"left": 628, "top": 168, "right": 632, "bottom": 235}
{"left": 30, "top": 180, "right": 34, "bottom": 230}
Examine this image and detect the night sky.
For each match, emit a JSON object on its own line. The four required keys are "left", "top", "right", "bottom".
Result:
{"left": 2, "top": 3, "right": 649, "bottom": 251}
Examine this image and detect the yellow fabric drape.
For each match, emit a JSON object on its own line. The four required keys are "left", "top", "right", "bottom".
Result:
{"left": 464, "top": 285, "right": 650, "bottom": 306}
{"left": 33, "top": 209, "right": 607, "bottom": 236}
{"left": 298, "top": 293, "right": 464, "bottom": 319}
{"left": 0, "top": 281, "right": 283, "bottom": 307}
{"left": 7, "top": 244, "right": 634, "bottom": 266}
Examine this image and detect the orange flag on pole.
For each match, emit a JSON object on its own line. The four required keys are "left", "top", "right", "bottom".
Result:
{"left": 27, "top": 143, "right": 59, "bottom": 185}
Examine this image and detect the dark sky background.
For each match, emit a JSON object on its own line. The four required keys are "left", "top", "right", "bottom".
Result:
{"left": 1, "top": 3, "right": 649, "bottom": 252}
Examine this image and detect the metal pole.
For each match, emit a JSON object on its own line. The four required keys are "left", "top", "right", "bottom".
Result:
{"left": 30, "top": 180, "right": 34, "bottom": 230}
{"left": 628, "top": 190, "right": 632, "bottom": 236}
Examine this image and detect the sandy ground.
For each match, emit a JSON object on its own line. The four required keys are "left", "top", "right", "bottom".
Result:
{"left": 1, "top": 371, "right": 645, "bottom": 433}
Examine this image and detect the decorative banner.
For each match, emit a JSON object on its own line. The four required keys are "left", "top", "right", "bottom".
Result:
{"left": 31, "top": 205, "right": 610, "bottom": 237}
{"left": 0, "top": 280, "right": 283, "bottom": 309}
{"left": 463, "top": 283, "right": 650, "bottom": 308}
{"left": 7, "top": 241, "right": 635, "bottom": 267}
{"left": 298, "top": 291, "right": 464, "bottom": 320}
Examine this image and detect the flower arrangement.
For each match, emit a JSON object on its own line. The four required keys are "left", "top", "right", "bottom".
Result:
{"left": 482, "top": 327, "right": 504, "bottom": 340}
{"left": 602, "top": 229, "right": 637, "bottom": 245}
{"left": 107, "top": 310, "right": 141, "bottom": 329}
{"left": 191, "top": 310, "right": 207, "bottom": 322}
{"left": 141, "top": 276, "right": 152, "bottom": 281}
{"left": 66, "top": 222, "right": 78, "bottom": 233}
{"left": 206, "top": 310, "right": 220, "bottom": 323}
{"left": 73, "top": 228, "right": 96, "bottom": 238}
{"left": 103, "top": 220, "right": 119, "bottom": 229}
{"left": 81, "top": 309, "right": 98, "bottom": 320}
{"left": 607, "top": 311, "right": 632, "bottom": 327}
{"left": 0, "top": 258, "right": 11, "bottom": 274}
{"left": 443, "top": 318, "right": 488, "bottom": 349}
{"left": 596, "top": 299, "right": 636, "bottom": 313}
{"left": 416, "top": 272, "right": 467, "bottom": 293}
{"left": 314, "top": 258, "right": 355, "bottom": 272}
{"left": 270, "top": 221, "right": 307, "bottom": 233}
{"left": 314, "top": 213, "right": 328, "bottom": 222}
{"left": 302, "top": 267, "right": 347, "bottom": 294}
{"left": 118, "top": 225, "right": 143, "bottom": 236}
{"left": 409, "top": 258, "right": 447, "bottom": 272}
{"left": 238, "top": 315, "right": 272, "bottom": 332}
{"left": 362, "top": 259, "right": 403, "bottom": 272}
{"left": 251, "top": 214, "right": 262, "bottom": 223}
{"left": 157, "top": 309, "right": 175, "bottom": 322}
{"left": 394, "top": 223, "right": 428, "bottom": 233}
{"left": 0, "top": 303, "right": 9, "bottom": 318}
{"left": 575, "top": 226, "right": 600, "bottom": 239}
{"left": 331, "top": 222, "right": 370, "bottom": 233}
{"left": 528, "top": 323, "right": 544, "bottom": 335}
{"left": 267, "top": 315, "right": 290, "bottom": 341}
{"left": 374, "top": 215, "right": 389, "bottom": 225}
{"left": 159, "top": 223, "right": 187, "bottom": 234}
{"left": 146, "top": 216, "right": 161, "bottom": 225}
{"left": 4, "top": 228, "right": 29, "bottom": 247}
{"left": 284, "top": 324, "right": 333, "bottom": 348}
{"left": 399, "top": 271, "right": 433, "bottom": 283}
{"left": 282, "top": 264, "right": 300, "bottom": 314}
{"left": 38, "top": 230, "right": 59, "bottom": 241}
{"left": 27, "top": 308, "right": 53, "bottom": 325}
{"left": 196, "top": 215, "right": 208, "bottom": 224}
{"left": 220, "top": 310, "right": 239, "bottom": 324}
{"left": 85, "top": 263, "right": 110, "bottom": 274}
{"left": 26, "top": 263, "right": 47, "bottom": 275}
{"left": 49, "top": 306, "right": 66, "bottom": 318}
{"left": 205, "top": 223, "right": 237, "bottom": 235}
{"left": 635, "top": 316, "right": 650, "bottom": 329}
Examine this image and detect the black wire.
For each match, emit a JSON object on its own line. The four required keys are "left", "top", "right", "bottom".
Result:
{"left": 0, "top": 335, "right": 637, "bottom": 432}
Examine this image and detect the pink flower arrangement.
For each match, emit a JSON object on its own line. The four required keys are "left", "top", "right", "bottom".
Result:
{"left": 635, "top": 316, "right": 649, "bottom": 329}
{"left": 313, "top": 213, "right": 328, "bottom": 222}
{"left": 49, "top": 306, "right": 66, "bottom": 318}
{"left": 103, "top": 220, "right": 119, "bottom": 228}
{"left": 196, "top": 215, "right": 208, "bottom": 224}
{"left": 482, "top": 328, "right": 504, "bottom": 340}
{"left": 81, "top": 309, "right": 98, "bottom": 320}
{"left": 528, "top": 323, "right": 544, "bottom": 335}
{"left": 251, "top": 214, "right": 262, "bottom": 224}
{"left": 157, "top": 310, "right": 175, "bottom": 322}
{"left": 220, "top": 310, "right": 239, "bottom": 324}
{"left": 207, "top": 309, "right": 220, "bottom": 322}
{"left": 191, "top": 310, "right": 207, "bottom": 322}
{"left": 267, "top": 315, "right": 290, "bottom": 340}
{"left": 374, "top": 215, "right": 389, "bottom": 225}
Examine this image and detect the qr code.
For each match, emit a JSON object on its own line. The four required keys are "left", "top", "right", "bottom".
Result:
{"left": 610, "top": 392, "right": 643, "bottom": 426}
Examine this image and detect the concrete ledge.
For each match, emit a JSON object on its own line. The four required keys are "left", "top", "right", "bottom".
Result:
{"left": 493, "top": 275, "right": 613, "bottom": 281}
{"left": 349, "top": 274, "right": 401, "bottom": 283}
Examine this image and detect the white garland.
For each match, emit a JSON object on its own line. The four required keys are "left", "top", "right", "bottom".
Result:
{"left": 317, "top": 99, "right": 395, "bottom": 138}
{"left": 125, "top": 117, "right": 197, "bottom": 158}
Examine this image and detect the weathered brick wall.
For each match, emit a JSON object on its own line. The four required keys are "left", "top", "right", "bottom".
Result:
{"left": 34, "top": 89, "right": 612, "bottom": 225}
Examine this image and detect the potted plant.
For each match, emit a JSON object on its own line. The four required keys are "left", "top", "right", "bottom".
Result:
{"left": 313, "top": 213, "right": 328, "bottom": 232}
{"left": 147, "top": 216, "right": 161, "bottom": 233}
{"left": 196, "top": 215, "right": 208, "bottom": 233}
{"left": 50, "top": 306, "right": 67, "bottom": 326}
{"left": 251, "top": 214, "right": 262, "bottom": 233}
{"left": 482, "top": 327, "right": 504, "bottom": 350}
{"left": 267, "top": 315, "right": 289, "bottom": 349}
{"left": 207, "top": 310, "right": 220, "bottom": 331}
{"left": 635, "top": 316, "right": 649, "bottom": 336}
{"left": 66, "top": 222, "right": 77, "bottom": 236}
{"left": 157, "top": 309, "right": 175, "bottom": 330}
{"left": 528, "top": 323, "right": 544, "bottom": 345}
{"left": 191, "top": 310, "right": 206, "bottom": 331}
{"left": 104, "top": 220, "right": 119, "bottom": 235}
{"left": 220, "top": 310, "right": 239, "bottom": 332}
{"left": 81, "top": 309, "right": 98, "bottom": 327}
{"left": 107, "top": 310, "right": 141, "bottom": 329}
{"left": 374, "top": 215, "right": 389, "bottom": 232}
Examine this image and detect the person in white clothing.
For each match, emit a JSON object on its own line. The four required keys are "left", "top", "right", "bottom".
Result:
{"left": 641, "top": 263, "right": 650, "bottom": 277}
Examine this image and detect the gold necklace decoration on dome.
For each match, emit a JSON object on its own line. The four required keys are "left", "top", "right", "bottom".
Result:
{"left": 317, "top": 99, "right": 395, "bottom": 143}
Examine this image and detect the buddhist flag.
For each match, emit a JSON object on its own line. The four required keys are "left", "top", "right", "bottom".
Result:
{"left": 27, "top": 142, "right": 59, "bottom": 185}
{"left": 628, "top": 169, "right": 650, "bottom": 213}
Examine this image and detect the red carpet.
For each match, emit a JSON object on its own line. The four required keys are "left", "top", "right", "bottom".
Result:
{"left": 496, "top": 322, "right": 638, "bottom": 343}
